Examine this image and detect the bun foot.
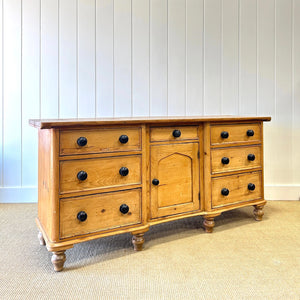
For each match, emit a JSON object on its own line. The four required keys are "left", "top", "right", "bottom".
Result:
{"left": 131, "top": 233, "right": 145, "bottom": 251}
{"left": 38, "top": 231, "right": 46, "bottom": 246}
{"left": 203, "top": 217, "right": 215, "bottom": 233}
{"left": 51, "top": 251, "right": 66, "bottom": 272}
{"left": 253, "top": 205, "right": 265, "bottom": 221}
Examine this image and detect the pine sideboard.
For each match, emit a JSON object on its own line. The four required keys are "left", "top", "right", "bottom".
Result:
{"left": 29, "top": 116, "right": 271, "bottom": 271}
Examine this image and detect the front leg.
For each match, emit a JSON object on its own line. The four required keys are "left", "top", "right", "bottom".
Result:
{"left": 203, "top": 217, "right": 215, "bottom": 233}
{"left": 253, "top": 204, "right": 265, "bottom": 221}
{"left": 51, "top": 251, "right": 66, "bottom": 272}
{"left": 131, "top": 233, "right": 145, "bottom": 251}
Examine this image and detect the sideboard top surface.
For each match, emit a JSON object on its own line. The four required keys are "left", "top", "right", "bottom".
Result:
{"left": 29, "top": 116, "right": 271, "bottom": 129}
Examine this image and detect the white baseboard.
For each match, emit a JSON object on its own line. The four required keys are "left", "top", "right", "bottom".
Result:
{"left": 0, "top": 185, "right": 299, "bottom": 203}
{"left": 0, "top": 187, "right": 38, "bottom": 203}
{"left": 265, "top": 185, "right": 300, "bottom": 201}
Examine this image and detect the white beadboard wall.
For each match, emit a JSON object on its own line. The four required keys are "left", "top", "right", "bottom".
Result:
{"left": 0, "top": 0, "right": 299, "bottom": 202}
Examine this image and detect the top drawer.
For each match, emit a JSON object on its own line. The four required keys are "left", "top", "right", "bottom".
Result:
{"left": 150, "top": 126, "right": 198, "bottom": 142}
{"left": 60, "top": 127, "right": 141, "bottom": 155}
{"left": 211, "top": 123, "right": 261, "bottom": 146}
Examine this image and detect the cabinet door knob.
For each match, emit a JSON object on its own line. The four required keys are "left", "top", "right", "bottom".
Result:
{"left": 120, "top": 204, "right": 129, "bottom": 214}
{"left": 248, "top": 183, "right": 256, "bottom": 191}
{"left": 221, "top": 157, "right": 230, "bottom": 164}
{"left": 221, "top": 188, "right": 230, "bottom": 196}
{"left": 77, "top": 171, "right": 88, "bottom": 181}
{"left": 77, "top": 137, "right": 87, "bottom": 147}
{"left": 119, "top": 167, "right": 129, "bottom": 176}
{"left": 119, "top": 135, "right": 129, "bottom": 144}
{"left": 172, "top": 129, "right": 181, "bottom": 138}
{"left": 247, "top": 154, "right": 255, "bottom": 161}
{"left": 247, "top": 129, "right": 254, "bottom": 136}
{"left": 152, "top": 178, "right": 159, "bottom": 185}
{"left": 221, "top": 131, "right": 229, "bottom": 139}
{"left": 77, "top": 211, "right": 87, "bottom": 222}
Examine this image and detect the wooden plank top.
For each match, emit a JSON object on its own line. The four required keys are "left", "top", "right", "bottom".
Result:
{"left": 29, "top": 115, "right": 271, "bottom": 129}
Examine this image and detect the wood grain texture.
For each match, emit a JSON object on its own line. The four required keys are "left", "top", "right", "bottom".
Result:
{"left": 150, "top": 126, "right": 198, "bottom": 142}
{"left": 60, "top": 189, "right": 142, "bottom": 238}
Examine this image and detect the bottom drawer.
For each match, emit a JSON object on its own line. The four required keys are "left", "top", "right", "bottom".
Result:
{"left": 60, "top": 189, "right": 141, "bottom": 239}
{"left": 212, "top": 172, "right": 262, "bottom": 208}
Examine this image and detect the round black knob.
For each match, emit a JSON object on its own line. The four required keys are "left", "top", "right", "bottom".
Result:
{"left": 152, "top": 179, "right": 159, "bottom": 185}
{"left": 248, "top": 154, "right": 256, "bottom": 161}
{"left": 119, "top": 135, "right": 129, "bottom": 144}
{"left": 172, "top": 129, "right": 181, "bottom": 138}
{"left": 247, "top": 129, "right": 254, "bottom": 137}
{"left": 77, "top": 171, "right": 88, "bottom": 181}
{"left": 120, "top": 204, "right": 129, "bottom": 214}
{"left": 119, "top": 167, "right": 129, "bottom": 176}
{"left": 77, "top": 211, "right": 87, "bottom": 222}
{"left": 221, "top": 131, "right": 229, "bottom": 139}
{"left": 248, "top": 183, "right": 256, "bottom": 191}
{"left": 221, "top": 188, "right": 230, "bottom": 196}
{"left": 221, "top": 157, "right": 230, "bottom": 165}
{"left": 77, "top": 137, "right": 87, "bottom": 147}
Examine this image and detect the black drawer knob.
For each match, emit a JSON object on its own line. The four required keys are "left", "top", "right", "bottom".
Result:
{"left": 221, "top": 188, "right": 230, "bottom": 196}
{"left": 248, "top": 183, "right": 256, "bottom": 191}
{"left": 152, "top": 178, "right": 159, "bottom": 185}
{"left": 172, "top": 129, "right": 181, "bottom": 138}
{"left": 119, "top": 135, "right": 129, "bottom": 144}
{"left": 247, "top": 129, "right": 254, "bottom": 137}
{"left": 248, "top": 154, "right": 256, "bottom": 161}
{"left": 77, "top": 171, "right": 88, "bottom": 181}
{"left": 221, "top": 157, "right": 230, "bottom": 164}
{"left": 119, "top": 167, "right": 129, "bottom": 176}
{"left": 120, "top": 204, "right": 129, "bottom": 214}
{"left": 77, "top": 211, "right": 87, "bottom": 222}
{"left": 77, "top": 137, "right": 87, "bottom": 147}
{"left": 221, "top": 131, "right": 229, "bottom": 139}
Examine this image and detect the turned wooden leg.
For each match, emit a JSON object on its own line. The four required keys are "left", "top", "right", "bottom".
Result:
{"left": 38, "top": 231, "right": 46, "bottom": 246}
{"left": 253, "top": 205, "right": 265, "bottom": 221}
{"left": 203, "top": 217, "right": 215, "bottom": 233}
{"left": 51, "top": 251, "right": 66, "bottom": 272}
{"left": 131, "top": 233, "right": 145, "bottom": 251}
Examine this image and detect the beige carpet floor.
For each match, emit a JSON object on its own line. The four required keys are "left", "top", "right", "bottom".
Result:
{"left": 0, "top": 201, "right": 299, "bottom": 300}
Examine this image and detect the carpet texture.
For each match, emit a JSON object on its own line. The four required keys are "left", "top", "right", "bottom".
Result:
{"left": 0, "top": 201, "right": 299, "bottom": 300}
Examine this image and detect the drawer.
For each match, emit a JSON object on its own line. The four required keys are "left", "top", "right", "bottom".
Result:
{"left": 211, "top": 146, "right": 261, "bottom": 174}
{"left": 211, "top": 123, "right": 261, "bottom": 145}
{"left": 60, "top": 189, "right": 141, "bottom": 238}
{"left": 150, "top": 126, "right": 198, "bottom": 142}
{"left": 212, "top": 172, "right": 262, "bottom": 208}
{"left": 60, "top": 155, "right": 141, "bottom": 194}
{"left": 60, "top": 127, "right": 141, "bottom": 155}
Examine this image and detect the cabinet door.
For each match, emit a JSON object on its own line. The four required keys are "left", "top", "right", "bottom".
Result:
{"left": 150, "top": 143, "right": 200, "bottom": 219}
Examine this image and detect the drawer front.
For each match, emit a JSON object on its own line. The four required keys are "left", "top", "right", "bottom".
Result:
{"left": 212, "top": 172, "right": 262, "bottom": 208}
{"left": 211, "top": 123, "right": 261, "bottom": 145}
{"left": 60, "top": 155, "right": 141, "bottom": 194}
{"left": 211, "top": 146, "right": 261, "bottom": 174}
{"left": 60, "top": 189, "right": 141, "bottom": 238}
{"left": 150, "top": 126, "right": 198, "bottom": 142}
{"left": 60, "top": 127, "right": 141, "bottom": 155}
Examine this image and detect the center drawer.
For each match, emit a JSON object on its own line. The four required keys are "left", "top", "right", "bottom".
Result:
{"left": 60, "top": 155, "right": 141, "bottom": 194}
{"left": 150, "top": 126, "right": 198, "bottom": 142}
{"left": 60, "top": 189, "right": 142, "bottom": 238}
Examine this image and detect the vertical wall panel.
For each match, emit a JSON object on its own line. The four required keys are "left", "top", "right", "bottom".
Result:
{"left": 239, "top": 0, "right": 257, "bottom": 115}
{"left": 40, "top": 0, "right": 59, "bottom": 118}
{"left": 96, "top": 0, "right": 114, "bottom": 117}
{"left": 3, "top": 0, "right": 22, "bottom": 186}
{"left": 222, "top": 0, "right": 239, "bottom": 115}
{"left": 22, "top": 0, "right": 40, "bottom": 187}
{"left": 293, "top": 0, "right": 300, "bottom": 184}
{"left": 150, "top": 0, "right": 168, "bottom": 116}
{"left": 59, "top": 0, "right": 77, "bottom": 118}
{"left": 168, "top": 0, "right": 186, "bottom": 115}
{"left": 204, "top": 0, "right": 221, "bottom": 115}
{"left": 186, "top": 0, "right": 203, "bottom": 115}
{"left": 0, "top": 0, "right": 3, "bottom": 186}
{"left": 78, "top": 0, "right": 96, "bottom": 118}
{"left": 114, "top": 0, "right": 131, "bottom": 117}
{"left": 272, "top": 0, "right": 293, "bottom": 184}
{"left": 132, "top": 0, "right": 149, "bottom": 116}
